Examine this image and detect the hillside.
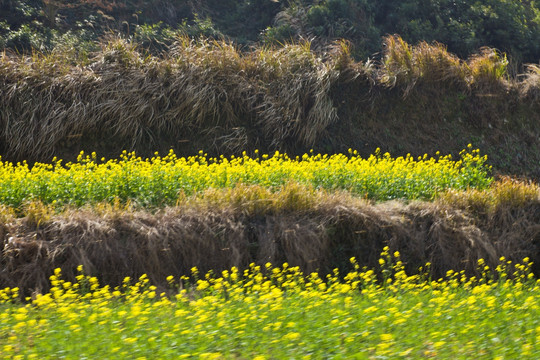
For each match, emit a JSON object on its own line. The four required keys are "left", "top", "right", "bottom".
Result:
{"left": 3, "top": 0, "right": 540, "bottom": 63}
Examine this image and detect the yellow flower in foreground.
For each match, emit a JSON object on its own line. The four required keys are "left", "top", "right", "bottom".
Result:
{"left": 123, "top": 337, "right": 137, "bottom": 344}
{"left": 283, "top": 332, "right": 301, "bottom": 341}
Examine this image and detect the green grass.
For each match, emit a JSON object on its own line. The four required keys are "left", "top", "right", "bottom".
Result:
{"left": 1, "top": 252, "right": 538, "bottom": 359}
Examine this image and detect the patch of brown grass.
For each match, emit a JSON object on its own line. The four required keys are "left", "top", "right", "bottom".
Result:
{"left": 520, "top": 63, "right": 540, "bottom": 100}
{"left": 1, "top": 183, "right": 538, "bottom": 294}
{"left": 466, "top": 47, "right": 509, "bottom": 89}
{"left": 438, "top": 177, "right": 539, "bottom": 216}
{"left": 1, "top": 35, "right": 537, "bottom": 163}
{"left": 379, "top": 35, "right": 513, "bottom": 96}
{"left": 438, "top": 178, "right": 540, "bottom": 274}
{"left": 380, "top": 35, "right": 468, "bottom": 95}
{"left": 0, "top": 36, "right": 353, "bottom": 160}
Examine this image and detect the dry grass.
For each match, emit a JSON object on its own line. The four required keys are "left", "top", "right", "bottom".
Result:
{"left": 520, "top": 63, "right": 540, "bottom": 100}
{"left": 438, "top": 177, "right": 539, "bottom": 216}
{"left": 380, "top": 35, "right": 468, "bottom": 95}
{"left": 439, "top": 178, "right": 540, "bottom": 274}
{"left": 181, "top": 182, "right": 331, "bottom": 215}
{"left": 380, "top": 35, "right": 513, "bottom": 96}
{"left": 2, "top": 35, "right": 535, "bottom": 162}
{"left": 0, "top": 36, "right": 351, "bottom": 160}
{"left": 466, "top": 47, "right": 509, "bottom": 89}
{"left": 1, "top": 182, "right": 538, "bottom": 293}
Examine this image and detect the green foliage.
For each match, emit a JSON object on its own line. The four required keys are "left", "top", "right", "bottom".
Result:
{"left": 4, "top": 23, "right": 48, "bottom": 51}
{"left": 0, "top": 21, "right": 96, "bottom": 57}
{"left": 0, "top": 21, "right": 9, "bottom": 48}
{"left": 373, "top": 0, "right": 540, "bottom": 63}
{"left": 262, "top": 0, "right": 540, "bottom": 61}
{"left": 3, "top": 0, "right": 540, "bottom": 63}
{"left": 191, "top": 0, "right": 282, "bottom": 43}
{"left": 262, "top": 0, "right": 380, "bottom": 58}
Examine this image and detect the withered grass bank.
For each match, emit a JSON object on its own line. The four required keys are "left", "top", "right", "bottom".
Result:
{"left": 1, "top": 36, "right": 539, "bottom": 177}
{"left": 1, "top": 180, "right": 538, "bottom": 294}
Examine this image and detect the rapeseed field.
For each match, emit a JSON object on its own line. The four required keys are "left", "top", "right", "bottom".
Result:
{"left": 0, "top": 146, "right": 491, "bottom": 209}
{"left": 0, "top": 250, "right": 538, "bottom": 359}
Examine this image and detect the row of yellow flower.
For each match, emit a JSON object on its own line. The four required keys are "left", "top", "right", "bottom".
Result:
{"left": 0, "top": 146, "right": 492, "bottom": 208}
{"left": 0, "top": 250, "right": 537, "bottom": 358}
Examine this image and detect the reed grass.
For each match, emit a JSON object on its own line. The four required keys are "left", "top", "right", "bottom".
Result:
{"left": 1, "top": 178, "right": 538, "bottom": 293}
{"left": 0, "top": 35, "right": 537, "bottom": 162}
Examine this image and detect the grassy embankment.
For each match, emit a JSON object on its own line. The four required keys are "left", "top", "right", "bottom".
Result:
{"left": 0, "top": 35, "right": 539, "bottom": 177}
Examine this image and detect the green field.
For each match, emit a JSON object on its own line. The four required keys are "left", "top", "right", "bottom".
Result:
{"left": 1, "top": 251, "right": 538, "bottom": 359}
{"left": 0, "top": 147, "right": 491, "bottom": 209}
